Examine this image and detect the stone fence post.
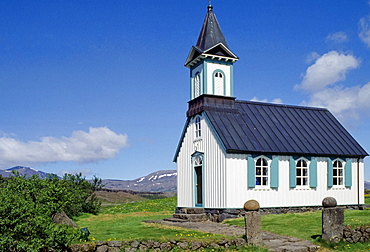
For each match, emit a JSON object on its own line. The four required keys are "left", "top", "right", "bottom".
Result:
{"left": 244, "top": 200, "right": 262, "bottom": 245}
{"left": 322, "top": 197, "right": 344, "bottom": 243}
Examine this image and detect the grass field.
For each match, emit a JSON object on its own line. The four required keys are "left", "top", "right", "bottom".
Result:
{"left": 75, "top": 195, "right": 370, "bottom": 251}
{"left": 225, "top": 208, "right": 370, "bottom": 251}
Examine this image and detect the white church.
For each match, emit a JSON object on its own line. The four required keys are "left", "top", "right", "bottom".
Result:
{"left": 173, "top": 4, "right": 368, "bottom": 221}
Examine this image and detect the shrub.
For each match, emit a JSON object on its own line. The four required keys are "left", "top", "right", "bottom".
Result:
{"left": 0, "top": 173, "right": 103, "bottom": 251}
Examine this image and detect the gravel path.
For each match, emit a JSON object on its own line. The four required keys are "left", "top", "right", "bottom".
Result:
{"left": 147, "top": 220, "right": 319, "bottom": 252}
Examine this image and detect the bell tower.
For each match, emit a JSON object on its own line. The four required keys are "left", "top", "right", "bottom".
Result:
{"left": 185, "top": 4, "right": 238, "bottom": 100}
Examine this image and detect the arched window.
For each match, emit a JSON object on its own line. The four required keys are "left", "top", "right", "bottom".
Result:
{"left": 195, "top": 116, "right": 201, "bottom": 138}
{"left": 194, "top": 74, "right": 201, "bottom": 97}
{"left": 214, "top": 71, "right": 224, "bottom": 95}
{"left": 256, "top": 157, "right": 268, "bottom": 186}
{"left": 333, "top": 160, "right": 343, "bottom": 186}
{"left": 296, "top": 159, "right": 308, "bottom": 186}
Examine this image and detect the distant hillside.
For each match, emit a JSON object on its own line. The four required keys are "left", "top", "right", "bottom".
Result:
{"left": 365, "top": 180, "right": 370, "bottom": 190}
{"left": 0, "top": 166, "right": 51, "bottom": 179}
{"left": 101, "top": 170, "right": 177, "bottom": 192}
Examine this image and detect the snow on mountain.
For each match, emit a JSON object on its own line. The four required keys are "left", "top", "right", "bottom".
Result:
{"left": 102, "top": 170, "right": 177, "bottom": 192}
{"left": 0, "top": 166, "right": 51, "bottom": 179}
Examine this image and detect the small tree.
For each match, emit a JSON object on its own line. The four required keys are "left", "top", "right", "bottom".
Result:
{"left": 0, "top": 173, "right": 103, "bottom": 252}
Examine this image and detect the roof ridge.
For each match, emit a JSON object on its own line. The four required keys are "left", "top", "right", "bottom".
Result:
{"left": 235, "top": 99, "right": 329, "bottom": 111}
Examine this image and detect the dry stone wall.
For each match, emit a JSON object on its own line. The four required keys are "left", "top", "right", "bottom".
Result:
{"left": 343, "top": 226, "right": 370, "bottom": 243}
{"left": 68, "top": 238, "right": 247, "bottom": 252}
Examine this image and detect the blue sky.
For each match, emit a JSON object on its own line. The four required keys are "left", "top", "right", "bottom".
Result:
{"left": 0, "top": 0, "right": 369, "bottom": 180}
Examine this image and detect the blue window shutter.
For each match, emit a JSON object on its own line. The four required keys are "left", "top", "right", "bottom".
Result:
{"left": 247, "top": 156, "right": 255, "bottom": 188}
{"left": 345, "top": 159, "right": 352, "bottom": 187}
{"left": 327, "top": 158, "right": 333, "bottom": 187}
{"left": 309, "top": 158, "right": 318, "bottom": 188}
{"left": 289, "top": 157, "right": 296, "bottom": 188}
{"left": 270, "top": 157, "right": 279, "bottom": 188}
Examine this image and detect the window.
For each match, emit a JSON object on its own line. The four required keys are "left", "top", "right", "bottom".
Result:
{"left": 333, "top": 160, "right": 343, "bottom": 186}
{"left": 194, "top": 74, "right": 201, "bottom": 97}
{"left": 296, "top": 159, "right": 308, "bottom": 186}
{"left": 193, "top": 154, "right": 203, "bottom": 166}
{"left": 214, "top": 71, "right": 224, "bottom": 95}
{"left": 256, "top": 157, "right": 268, "bottom": 186}
{"left": 195, "top": 117, "right": 201, "bottom": 138}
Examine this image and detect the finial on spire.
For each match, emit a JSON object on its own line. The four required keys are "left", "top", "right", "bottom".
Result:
{"left": 208, "top": 0, "right": 213, "bottom": 10}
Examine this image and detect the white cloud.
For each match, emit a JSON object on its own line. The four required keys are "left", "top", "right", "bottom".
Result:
{"left": 301, "top": 83, "right": 370, "bottom": 121}
{"left": 298, "top": 51, "right": 370, "bottom": 122}
{"left": 0, "top": 127, "right": 128, "bottom": 168}
{"left": 251, "top": 97, "right": 283, "bottom": 104}
{"left": 326, "top": 32, "right": 348, "bottom": 43}
{"left": 359, "top": 16, "right": 370, "bottom": 47}
{"left": 296, "top": 51, "right": 360, "bottom": 92}
{"left": 305, "top": 52, "right": 321, "bottom": 64}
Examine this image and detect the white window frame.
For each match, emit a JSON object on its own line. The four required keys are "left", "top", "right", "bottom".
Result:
{"left": 194, "top": 73, "right": 201, "bottom": 98}
{"left": 333, "top": 159, "right": 344, "bottom": 187}
{"left": 214, "top": 71, "right": 224, "bottom": 96}
{"left": 195, "top": 116, "right": 201, "bottom": 139}
{"left": 255, "top": 156, "right": 270, "bottom": 188}
{"left": 296, "top": 158, "right": 309, "bottom": 188}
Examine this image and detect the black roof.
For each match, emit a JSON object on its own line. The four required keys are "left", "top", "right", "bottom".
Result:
{"left": 196, "top": 5, "right": 228, "bottom": 51}
{"left": 174, "top": 96, "right": 368, "bottom": 160}
{"left": 184, "top": 5, "right": 238, "bottom": 67}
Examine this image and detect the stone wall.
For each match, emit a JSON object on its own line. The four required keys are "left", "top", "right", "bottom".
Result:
{"left": 68, "top": 238, "right": 248, "bottom": 252}
{"left": 176, "top": 205, "right": 364, "bottom": 223}
{"left": 343, "top": 226, "right": 370, "bottom": 243}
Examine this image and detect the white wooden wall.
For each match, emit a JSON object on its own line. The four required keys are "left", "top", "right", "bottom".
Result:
{"left": 225, "top": 156, "right": 364, "bottom": 208}
{"left": 176, "top": 114, "right": 365, "bottom": 209}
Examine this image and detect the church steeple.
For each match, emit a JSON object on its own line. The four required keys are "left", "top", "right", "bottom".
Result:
{"left": 195, "top": 4, "right": 229, "bottom": 51}
{"left": 185, "top": 4, "right": 238, "bottom": 101}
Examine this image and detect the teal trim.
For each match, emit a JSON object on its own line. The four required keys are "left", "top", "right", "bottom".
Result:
{"left": 247, "top": 156, "right": 255, "bottom": 188}
{"left": 190, "top": 71, "right": 193, "bottom": 99}
{"left": 270, "top": 157, "right": 279, "bottom": 188}
{"left": 289, "top": 157, "right": 296, "bottom": 188}
{"left": 192, "top": 153, "right": 204, "bottom": 207}
{"left": 204, "top": 58, "right": 233, "bottom": 66}
{"left": 327, "top": 158, "right": 333, "bottom": 187}
{"left": 203, "top": 112, "right": 227, "bottom": 151}
{"left": 345, "top": 159, "right": 352, "bottom": 187}
{"left": 211, "top": 69, "right": 227, "bottom": 96}
{"left": 230, "top": 64, "right": 234, "bottom": 97}
{"left": 309, "top": 158, "right": 318, "bottom": 188}
{"left": 203, "top": 62, "right": 208, "bottom": 94}
{"left": 173, "top": 118, "right": 191, "bottom": 162}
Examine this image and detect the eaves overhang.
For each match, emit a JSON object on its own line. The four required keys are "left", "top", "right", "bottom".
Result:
{"left": 185, "top": 43, "right": 238, "bottom": 68}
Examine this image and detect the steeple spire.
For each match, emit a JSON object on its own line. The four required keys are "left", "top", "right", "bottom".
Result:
{"left": 185, "top": 3, "right": 238, "bottom": 101}
{"left": 195, "top": 4, "right": 228, "bottom": 51}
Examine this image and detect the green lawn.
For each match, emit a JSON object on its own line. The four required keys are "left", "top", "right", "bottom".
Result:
{"left": 75, "top": 196, "right": 370, "bottom": 251}
{"left": 76, "top": 197, "right": 235, "bottom": 242}
{"left": 365, "top": 194, "right": 370, "bottom": 205}
{"left": 225, "top": 208, "right": 370, "bottom": 251}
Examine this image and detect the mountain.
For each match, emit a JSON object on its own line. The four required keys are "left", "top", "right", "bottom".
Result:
{"left": 0, "top": 166, "right": 51, "bottom": 179}
{"left": 365, "top": 180, "right": 370, "bottom": 190}
{"left": 101, "top": 170, "right": 177, "bottom": 192}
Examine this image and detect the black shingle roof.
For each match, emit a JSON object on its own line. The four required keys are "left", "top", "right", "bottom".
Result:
{"left": 182, "top": 95, "right": 368, "bottom": 158}
{"left": 196, "top": 5, "right": 228, "bottom": 52}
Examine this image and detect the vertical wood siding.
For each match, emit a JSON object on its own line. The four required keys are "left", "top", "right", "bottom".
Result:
{"left": 177, "top": 117, "right": 365, "bottom": 209}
